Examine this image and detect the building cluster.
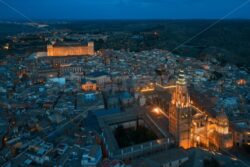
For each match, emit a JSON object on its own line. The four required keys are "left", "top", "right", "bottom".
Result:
{"left": 0, "top": 31, "right": 250, "bottom": 167}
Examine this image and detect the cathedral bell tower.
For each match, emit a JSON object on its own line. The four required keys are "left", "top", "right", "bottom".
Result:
{"left": 169, "top": 70, "right": 192, "bottom": 149}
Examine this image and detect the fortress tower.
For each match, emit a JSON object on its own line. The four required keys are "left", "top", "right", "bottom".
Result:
{"left": 87, "top": 42, "right": 95, "bottom": 55}
{"left": 169, "top": 70, "right": 192, "bottom": 149}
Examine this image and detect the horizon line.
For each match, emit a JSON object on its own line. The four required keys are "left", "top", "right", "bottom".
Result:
{"left": 0, "top": 18, "right": 250, "bottom": 22}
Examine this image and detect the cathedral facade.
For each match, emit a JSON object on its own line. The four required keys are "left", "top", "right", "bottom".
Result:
{"left": 169, "top": 70, "right": 233, "bottom": 150}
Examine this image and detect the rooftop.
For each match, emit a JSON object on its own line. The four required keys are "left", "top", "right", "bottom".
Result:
{"left": 86, "top": 71, "right": 109, "bottom": 78}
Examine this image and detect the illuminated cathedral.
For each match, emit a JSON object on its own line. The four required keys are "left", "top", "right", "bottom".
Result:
{"left": 169, "top": 70, "right": 192, "bottom": 149}
{"left": 169, "top": 70, "right": 233, "bottom": 149}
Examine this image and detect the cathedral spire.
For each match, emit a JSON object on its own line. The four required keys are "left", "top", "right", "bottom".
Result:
{"left": 176, "top": 69, "right": 186, "bottom": 85}
{"left": 172, "top": 69, "right": 190, "bottom": 108}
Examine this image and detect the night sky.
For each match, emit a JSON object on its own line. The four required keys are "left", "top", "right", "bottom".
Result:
{"left": 0, "top": 0, "right": 250, "bottom": 20}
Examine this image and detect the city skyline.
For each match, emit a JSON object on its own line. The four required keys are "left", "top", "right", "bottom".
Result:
{"left": 0, "top": 1, "right": 250, "bottom": 166}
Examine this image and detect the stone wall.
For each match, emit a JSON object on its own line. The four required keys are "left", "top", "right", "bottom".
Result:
{"left": 47, "top": 42, "right": 94, "bottom": 56}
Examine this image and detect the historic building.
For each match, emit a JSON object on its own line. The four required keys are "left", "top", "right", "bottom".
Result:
{"left": 47, "top": 42, "right": 94, "bottom": 57}
{"left": 169, "top": 70, "right": 233, "bottom": 150}
{"left": 189, "top": 110, "right": 233, "bottom": 149}
{"left": 81, "top": 79, "right": 97, "bottom": 92}
{"left": 169, "top": 70, "right": 192, "bottom": 149}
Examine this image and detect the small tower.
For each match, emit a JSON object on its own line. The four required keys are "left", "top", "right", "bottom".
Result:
{"left": 169, "top": 70, "right": 192, "bottom": 149}
{"left": 47, "top": 45, "right": 54, "bottom": 56}
{"left": 88, "top": 42, "right": 95, "bottom": 55}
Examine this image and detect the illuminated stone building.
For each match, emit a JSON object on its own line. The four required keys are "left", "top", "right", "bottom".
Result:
{"left": 169, "top": 70, "right": 192, "bottom": 149}
{"left": 47, "top": 42, "right": 94, "bottom": 57}
{"left": 81, "top": 79, "right": 97, "bottom": 92}
{"left": 169, "top": 70, "right": 233, "bottom": 150}
{"left": 190, "top": 110, "right": 233, "bottom": 149}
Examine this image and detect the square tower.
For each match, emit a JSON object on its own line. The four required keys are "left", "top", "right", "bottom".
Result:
{"left": 169, "top": 70, "right": 192, "bottom": 149}
{"left": 88, "top": 42, "right": 95, "bottom": 55}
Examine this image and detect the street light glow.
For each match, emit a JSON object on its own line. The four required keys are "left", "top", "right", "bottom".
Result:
{"left": 153, "top": 107, "right": 160, "bottom": 114}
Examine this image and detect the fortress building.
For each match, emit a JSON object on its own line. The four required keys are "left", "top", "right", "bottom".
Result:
{"left": 47, "top": 42, "right": 94, "bottom": 57}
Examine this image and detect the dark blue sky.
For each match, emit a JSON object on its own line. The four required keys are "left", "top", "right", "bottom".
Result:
{"left": 0, "top": 0, "right": 250, "bottom": 20}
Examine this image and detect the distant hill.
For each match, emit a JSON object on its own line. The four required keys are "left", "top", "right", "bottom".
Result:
{"left": 0, "top": 20, "right": 250, "bottom": 67}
